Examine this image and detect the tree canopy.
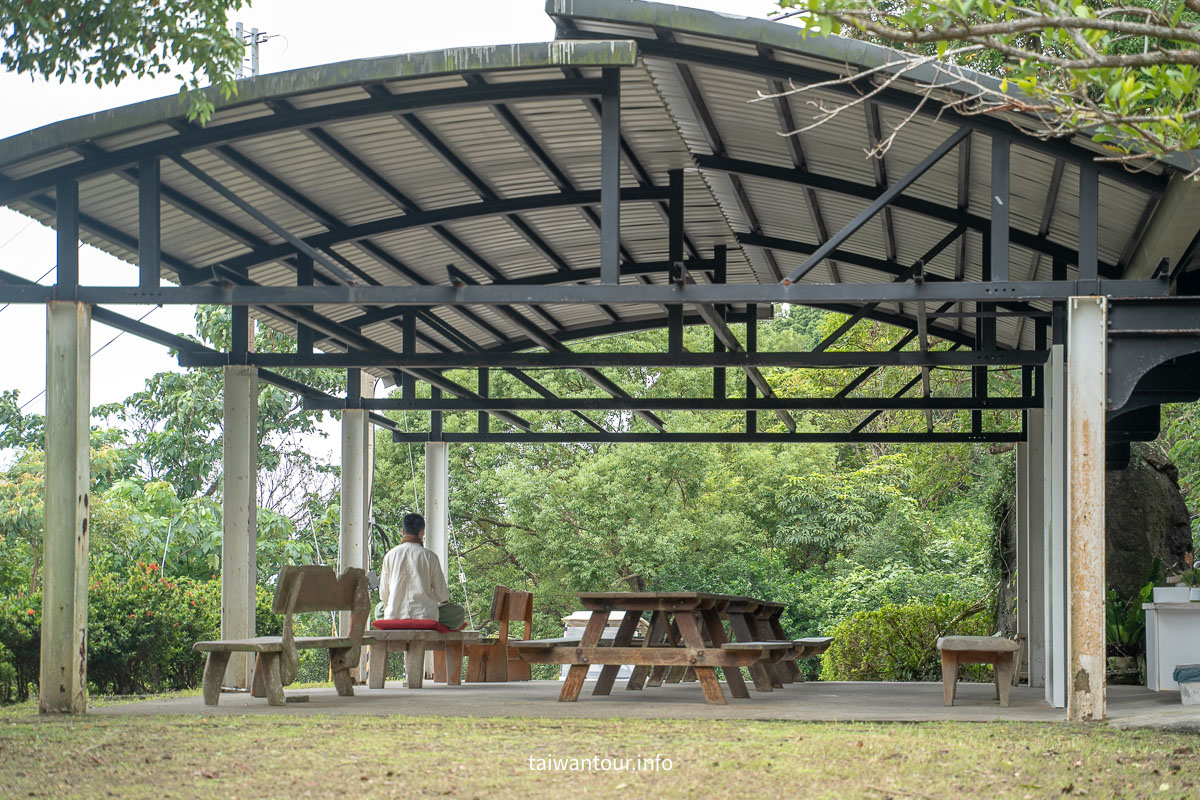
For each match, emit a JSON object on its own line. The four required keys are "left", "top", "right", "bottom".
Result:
{"left": 1, "top": 0, "right": 249, "bottom": 121}
{"left": 776, "top": 0, "right": 1200, "bottom": 174}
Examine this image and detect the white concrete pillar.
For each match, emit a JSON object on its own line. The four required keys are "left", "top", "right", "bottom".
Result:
{"left": 362, "top": 380, "right": 376, "bottom": 568}
{"left": 1026, "top": 408, "right": 1047, "bottom": 688}
{"left": 1044, "top": 344, "right": 1067, "bottom": 709}
{"left": 1015, "top": 440, "right": 1029, "bottom": 679}
{"left": 424, "top": 441, "right": 449, "bottom": 577}
{"left": 423, "top": 441, "right": 449, "bottom": 678}
{"left": 40, "top": 301, "right": 91, "bottom": 714}
{"left": 339, "top": 407, "right": 367, "bottom": 634}
{"left": 221, "top": 364, "right": 258, "bottom": 688}
{"left": 1066, "top": 296, "right": 1107, "bottom": 721}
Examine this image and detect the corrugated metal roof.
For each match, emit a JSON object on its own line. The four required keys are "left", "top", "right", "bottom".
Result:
{"left": 0, "top": 0, "right": 1192, "bottom": 381}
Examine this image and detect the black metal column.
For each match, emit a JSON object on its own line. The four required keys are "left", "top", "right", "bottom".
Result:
{"left": 600, "top": 67, "right": 621, "bottom": 285}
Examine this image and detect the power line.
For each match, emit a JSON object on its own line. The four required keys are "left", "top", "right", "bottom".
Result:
{"left": 0, "top": 218, "right": 35, "bottom": 253}
{"left": 18, "top": 305, "right": 160, "bottom": 412}
{"left": 0, "top": 264, "right": 55, "bottom": 317}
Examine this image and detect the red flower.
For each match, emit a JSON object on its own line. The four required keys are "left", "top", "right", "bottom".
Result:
{"left": 26, "top": 609, "right": 35, "bottom": 616}
{"left": 129, "top": 613, "right": 135, "bottom": 618}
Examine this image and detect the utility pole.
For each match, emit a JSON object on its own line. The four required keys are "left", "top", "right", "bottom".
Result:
{"left": 234, "top": 22, "right": 270, "bottom": 79}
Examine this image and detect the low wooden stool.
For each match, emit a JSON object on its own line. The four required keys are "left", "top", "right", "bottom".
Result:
{"left": 936, "top": 635, "right": 1020, "bottom": 707}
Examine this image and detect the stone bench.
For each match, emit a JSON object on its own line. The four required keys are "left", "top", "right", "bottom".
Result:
{"left": 936, "top": 635, "right": 1020, "bottom": 707}
{"left": 363, "top": 629, "right": 482, "bottom": 689}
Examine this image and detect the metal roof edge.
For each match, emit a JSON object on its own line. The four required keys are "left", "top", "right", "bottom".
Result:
{"left": 548, "top": 0, "right": 1198, "bottom": 174}
{"left": 0, "top": 39, "right": 638, "bottom": 171}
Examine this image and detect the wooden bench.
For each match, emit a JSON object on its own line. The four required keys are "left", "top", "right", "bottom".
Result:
{"left": 194, "top": 565, "right": 369, "bottom": 706}
{"left": 937, "top": 635, "right": 1020, "bottom": 707}
{"left": 790, "top": 636, "right": 833, "bottom": 661}
{"left": 364, "top": 628, "right": 481, "bottom": 689}
{"left": 464, "top": 585, "right": 534, "bottom": 682}
{"left": 720, "top": 641, "right": 793, "bottom": 662}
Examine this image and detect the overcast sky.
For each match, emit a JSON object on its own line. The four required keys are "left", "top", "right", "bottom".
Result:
{"left": 0, "top": 0, "right": 782, "bottom": 430}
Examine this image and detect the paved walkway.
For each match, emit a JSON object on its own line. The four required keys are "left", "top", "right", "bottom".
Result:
{"left": 90, "top": 680, "right": 1195, "bottom": 727}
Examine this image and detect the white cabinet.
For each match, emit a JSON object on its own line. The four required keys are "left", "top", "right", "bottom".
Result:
{"left": 1143, "top": 602, "right": 1200, "bottom": 691}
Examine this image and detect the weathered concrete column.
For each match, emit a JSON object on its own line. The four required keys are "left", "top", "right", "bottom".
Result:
{"left": 221, "top": 364, "right": 258, "bottom": 689}
{"left": 1026, "top": 408, "right": 1047, "bottom": 688}
{"left": 40, "top": 301, "right": 91, "bottom": 714}
{"left": 1067, "top": 296, "right": 1107, "bottom": 721}
{"left": 339, "top": 406, "right": 367, "bottom": 634}
{"left": 1044, "top": 344, "right": 1067, "bottom": 709}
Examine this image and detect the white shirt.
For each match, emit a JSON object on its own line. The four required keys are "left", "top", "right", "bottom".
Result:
{"left": 376, "top": 541, "right": 450, "bottom": 620}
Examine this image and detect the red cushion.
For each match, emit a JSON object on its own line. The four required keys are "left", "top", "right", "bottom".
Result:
{"left": 372, "top": 618, "right": 465, "bottom": 633}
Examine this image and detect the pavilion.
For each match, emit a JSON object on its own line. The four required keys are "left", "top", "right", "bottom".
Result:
{"left": 2, "top": 0, "right": 1199, "bottom": 721}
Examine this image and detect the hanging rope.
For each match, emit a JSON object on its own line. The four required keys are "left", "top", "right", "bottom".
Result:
{"left": 446, "top": 508, "right": 475, "bottom": 629}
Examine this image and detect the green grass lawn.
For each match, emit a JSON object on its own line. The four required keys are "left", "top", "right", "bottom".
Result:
{"left": 0, "top": 700, "right": 1197, "bottom": 799}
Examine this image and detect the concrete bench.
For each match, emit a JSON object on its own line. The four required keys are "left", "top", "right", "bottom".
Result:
{"left": 936, "top": 635, "right": 1020, "bottom": 707}
{"left": 194, "top": 566, "right": 369, "bottom": 706}
{"left": 363, "top": 629, "right": 482, "bottom": 688}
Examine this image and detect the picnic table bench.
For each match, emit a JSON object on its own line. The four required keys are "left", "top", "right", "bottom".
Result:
{"left": 194, "top": 565, "right": 369, "bottom": 706}
{"left": 513, "top": 592, "right": 829, "bottom": 705}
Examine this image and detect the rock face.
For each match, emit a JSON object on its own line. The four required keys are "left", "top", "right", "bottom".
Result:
{"left": 998, "top": 443, "right": 1195, "bottom": 622}
{"left": 1106, "top": 444, "right": 1195, "bottom": 599}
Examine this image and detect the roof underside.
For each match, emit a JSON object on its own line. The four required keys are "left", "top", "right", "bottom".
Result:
{"left": 0, "top": 0, "right": 1185, "bottom": 378}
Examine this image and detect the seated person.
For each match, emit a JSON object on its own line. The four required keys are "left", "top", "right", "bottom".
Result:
{"left": 376, "top": 512, "right": 465, "bottom": 630}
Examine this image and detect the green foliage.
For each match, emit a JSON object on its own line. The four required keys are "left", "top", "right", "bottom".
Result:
{"left": 1106, "top": 587, "right": 1147, "bottom": 658}
{"left": 0, "top": 564, "right": 282, "bottom": 701}
{"left": 780, "top": 0, "right": 1200, "bottom": 167}
{"left": 96, "top": 306, "right": 343, "bottom": 502}
{"left": 0, "top": 0, "right": 249, "bottom": 123}
{"left": 0, "top": 593, "right": 40, "bottom": 703}
{"left": 820, "top": 597, "right": 991, "bottom": 681}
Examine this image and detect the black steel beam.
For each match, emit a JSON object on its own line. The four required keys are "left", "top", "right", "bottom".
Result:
{"left": 1079, "top": 164, "right": 1099, "bottom": 283}
{"left": 616, "top": 34, "right": 1166, "bottom": 193}
{"left": 784, "top": 126, "right": 969, "bottom": 284}
{"left": 865, "top": 101, "right": 898, "bottom": 265}
{"left": 392, "top": 431, "right": 1022, "bottom": 444}
{"left": 56, "top": 181, "right": 78, "bottom": 288}
{"left": 0, "top": 279, "right": 1170, "bottom": 307}
{"left": 176, "top": 349, "right": 1048, "bottom": 369}
{"left": 137, "top": 158, "right": 160, "bottom": 289}
{"left": 0, "top": 78, "right": 607, "bottom": 205}
{"left": 765, "top": 71, "right": 841, "bottom": 283}
{"left": 307, "top": 395, "right": 1034, "bottom": 411}
{"left": 991, "top": 135, "right": 1010, "bottom": 282}
{"left": 557, "top": 68, "right": 702, "bottom": 263}
{"left": 695, "top": 154, "right": 1121, "bottom": 276}
{"left": 210, "top": 185, "right": 669, "bottom": 277}
{"left": 601, "top": 67, "right": 622, "bottom": 284}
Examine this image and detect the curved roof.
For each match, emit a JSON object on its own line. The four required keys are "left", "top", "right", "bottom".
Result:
{"left": 0, "top": 0, "right": 1192, "bottom": 364}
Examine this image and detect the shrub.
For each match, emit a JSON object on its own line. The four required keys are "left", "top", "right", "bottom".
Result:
{"left": 819, "top": 596, "right": 991, "bottom": 681}
{"left": 0, "top": 594, "right": 40, "bottom": 703}
{"left": 1, "top": 564, "right": 283, "bottom": 701}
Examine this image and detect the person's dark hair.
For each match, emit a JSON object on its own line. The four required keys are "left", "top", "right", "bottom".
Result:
{"left": 402, "top": 512, "right": 425, "bottom": 538}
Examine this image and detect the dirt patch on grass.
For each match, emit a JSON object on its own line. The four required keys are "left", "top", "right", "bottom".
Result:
{"left": 0, "top": 704, "right": 1197, "bottom": 799}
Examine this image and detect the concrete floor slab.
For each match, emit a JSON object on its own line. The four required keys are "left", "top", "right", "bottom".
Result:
{"left": 89, "top": 680, "right": 1196, "bottom": 726}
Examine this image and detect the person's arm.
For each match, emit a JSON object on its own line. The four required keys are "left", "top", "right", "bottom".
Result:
{"left": 428, "top": 553, "right": 451, "bottom": 604}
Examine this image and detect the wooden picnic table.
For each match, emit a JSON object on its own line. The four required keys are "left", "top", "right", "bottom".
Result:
{"left": 513, "top": 592, "right": 793, "bottom": 705}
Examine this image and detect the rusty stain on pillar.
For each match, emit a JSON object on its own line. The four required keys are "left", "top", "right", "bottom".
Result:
{"left": 1066, "top": 296, "right": 1107, "bottom": 721}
